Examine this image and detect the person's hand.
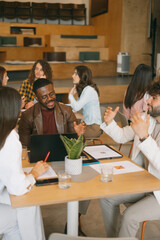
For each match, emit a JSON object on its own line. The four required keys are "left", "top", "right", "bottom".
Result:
{"left": 21, "top": 96, "right": 26, "bottom": 109}
{"left": 104, "top": 106, "right": 119, "bottom": 125}
{"left": 69, "top": 85, "right": 77, "bottom": 96}
{"left": 73, "top": 121, "right": 86, "bottom": 136}
{"left": 30, "top": 161, "right": 49, "bottom": 180}
{"left": 25, "top": 101, "right": 34, "bottom": 109}
{"left": 130, "top": 110, "right": 150, "bottom": 140}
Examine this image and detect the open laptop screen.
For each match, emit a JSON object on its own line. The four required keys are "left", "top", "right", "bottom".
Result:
{"left": 29, "top": 133, "right": 77, "bottom": 163}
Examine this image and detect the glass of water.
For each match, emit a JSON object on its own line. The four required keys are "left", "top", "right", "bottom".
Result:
{"left": 101, "top": 166, "right": 113, "bottom": 182}
{"left": 58, "top": 171, "right": 71, "bottom": 189}
{"left": 22, "top": 146, "right": 28, "bottom": 160}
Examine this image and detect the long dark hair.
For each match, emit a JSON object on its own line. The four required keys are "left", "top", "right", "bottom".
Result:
{"left": 0, "top": 66, "right": 6, "bottom": 87}
{"left": 124, "top": 64, "right": 152, "bottom": 109}
{"left": 0, "top": 87, "right": 21, "bottom": 150}
{"left": 28, "top": 59, "right": 53, "bottom": 84}
{"left": 75, "top": 65, "right": 99, "bottom": 97}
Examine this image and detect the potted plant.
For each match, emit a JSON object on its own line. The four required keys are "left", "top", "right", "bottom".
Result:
{"left": 60, "top": 134, "right": 89, "bottom": 175}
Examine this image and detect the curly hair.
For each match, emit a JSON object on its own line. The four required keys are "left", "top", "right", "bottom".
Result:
{"left": 148, "top": 78, "right": 160, "bottom": 96}
{"left": 75, "top": 65, "right": 99, "bottom": 97}
{"left": 28, "top": 59, "right": 53, "bottom": 84}
{"left": 0, "top": 66, "right": 6, "bottom": 87}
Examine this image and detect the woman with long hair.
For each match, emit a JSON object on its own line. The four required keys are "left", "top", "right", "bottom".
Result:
{"left": 123, "top": 64, "right": 153, "bottom": 121}
{"left": 19, "top": 59, "right": 53, "bottom": 109}
{"left": 0, "top": 86, "right": 48, "bottom": 240}
{"left": 0, "top": 66, "right": 9, "bottom": 86}
{"left": 68, "top": 65, "right": 102, "bottom": 138}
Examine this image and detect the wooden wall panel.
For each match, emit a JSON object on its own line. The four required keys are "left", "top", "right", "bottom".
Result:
{"left": 121, "top": 0, "right": 152, "bottom": 73}
{"left": 0, "top": 46, "right": 53, "bottom": 61}
{"left": 0, "top": 23, "right": 95, "bottom": 36}
{"left": 91, "top": 0, "right": 123, "bottom": 61}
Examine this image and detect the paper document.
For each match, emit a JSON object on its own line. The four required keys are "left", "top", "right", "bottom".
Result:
{"left": 23, "top": 166, "right": 57, "bottom": 179}
{"left": 84, "top": 145, "right": 122, "bottom": 159}
{"left": 90, "top": 161, "right": 144, "bottom": 175}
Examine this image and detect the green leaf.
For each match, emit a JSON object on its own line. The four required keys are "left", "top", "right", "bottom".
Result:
{"left": 60, "top": 134, "right": 90, "bottom": 159}
{"left": 69, "top": 141, "right": 83, "bottom": 159}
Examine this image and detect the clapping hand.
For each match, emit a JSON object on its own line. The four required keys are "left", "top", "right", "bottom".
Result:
{"left": 104, "top": 106, "right": 119, "bottom": 125}
{"left": 130, "top": 110, "right": 150, "bottom": 139}
{"left": 73, "top": 121, "right": 86, "bottom": 136}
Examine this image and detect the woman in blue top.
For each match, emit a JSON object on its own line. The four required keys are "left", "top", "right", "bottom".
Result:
{"left": 69, "top": 65, "right": 102, "bottom": 138}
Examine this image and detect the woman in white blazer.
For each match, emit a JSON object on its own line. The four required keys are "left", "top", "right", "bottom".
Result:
{"left": 0, "top": 87, "right": 48, "bottom": 240}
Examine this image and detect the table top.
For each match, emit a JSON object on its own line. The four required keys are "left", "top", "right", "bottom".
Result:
{"left": 10, "top": 154, "right": 160, "bottom": 208}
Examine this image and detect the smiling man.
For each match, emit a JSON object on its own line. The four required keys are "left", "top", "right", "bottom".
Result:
{"left": 18, "top": 78, "right": 86, "bottom": 147}
{"left": 99, "top": 79, "right": 160, "bottom": 238}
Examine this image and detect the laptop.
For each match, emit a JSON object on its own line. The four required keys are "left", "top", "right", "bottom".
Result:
{"left": 29, "top": 133, "right": 77, "bottom": 163}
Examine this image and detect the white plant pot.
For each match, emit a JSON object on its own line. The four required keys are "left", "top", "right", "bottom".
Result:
{"left": 65, "top": 156, "right": 82, "bottom": 175}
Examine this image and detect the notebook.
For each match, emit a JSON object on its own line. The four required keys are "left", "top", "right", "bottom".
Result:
{"left": 29, "top": 133, "right": 77, "bottom": 163}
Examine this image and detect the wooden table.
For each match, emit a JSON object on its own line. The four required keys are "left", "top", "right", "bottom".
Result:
{"left": 10, "top": 155, "right": 160, "bottom": 235}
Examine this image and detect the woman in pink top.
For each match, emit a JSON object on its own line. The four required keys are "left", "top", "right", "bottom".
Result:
{"left": 123, "top": 64, "right": 153, "bottom": 123}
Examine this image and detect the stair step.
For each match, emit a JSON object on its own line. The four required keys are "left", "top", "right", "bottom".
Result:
{"left": 54, "top": 46, "right": 109, "bottom": 61}
{"left": 49, "top": 35, "right": 105, "bottom": 47}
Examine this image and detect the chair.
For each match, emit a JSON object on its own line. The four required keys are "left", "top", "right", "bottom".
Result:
{"left": 31, "top": 2, "right": 46, "bottom": 24}
{"left": 141, "top": 221, "right": 148, "bottom": 240}
{"left": 48, "top": 233, "right": 138, "bottom": 240}
{"left": 59, "top": 3, "right": 74, "bottom": 25}
{"left": 46, "top": 3, "right": 60, "bottom": 24}
{"left": 16, "top": 2, "right": 31, "bottom": 23}
{"left": 73, "top": 4, "right": 86, "bottom": 25}
{"left": 3, "top": 1, "right": 17, "bottom": 22}
{"left": 86, "top": 105, "right": 106, "bottom": 145}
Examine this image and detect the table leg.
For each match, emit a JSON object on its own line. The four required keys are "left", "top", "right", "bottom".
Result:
{"left": 67, "top": 201, "right": 79, "bottom": 236}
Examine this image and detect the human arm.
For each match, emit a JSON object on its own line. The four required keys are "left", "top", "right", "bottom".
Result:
{"left": 19, "top": 80, "right": 34, "bottom": 105}
{"left": 68, "top": 86, "right": 95, "bottom": 112}
{"left": 0, "top": 131, "right": 47, "bottom": 196}
{"left": 25, "top": 101, "right": 34, "bottom": 109}
{"left": 130, "top": 111, "right": 160, "bottom": 171}
{"left": 69, "top": 85, "right": 77, "bottom": 96}
{"left": 30, "top": 161, "right": 49, "bottom": 180}
{"left": 100, "top": 106, "right": 134, "bottom": 144}
{"left": 19, "top": 80, "right": 29, "bottom": 102}
{"left": 138, "top": 136, "right": 160, "bottom": 171}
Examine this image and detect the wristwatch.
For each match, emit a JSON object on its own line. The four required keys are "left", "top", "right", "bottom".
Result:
{"left": 139, "top": 135, "right": 149, "bottom": 142}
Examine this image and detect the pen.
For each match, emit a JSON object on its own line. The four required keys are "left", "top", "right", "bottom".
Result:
{"left": 44, "top": 151, "right": 50, "bottom": 162}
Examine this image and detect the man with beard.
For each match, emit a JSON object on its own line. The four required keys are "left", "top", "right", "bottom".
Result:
{"left": 18, "top": 78, "right": 86, "bottom": 147}
{"left": 99, "top": 80, "right": 160, "bottom": 238}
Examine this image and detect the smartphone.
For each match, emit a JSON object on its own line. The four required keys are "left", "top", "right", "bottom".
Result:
{"left": 83, "top": 159, "right": 100, "bottom": 165}
{"left": 36, "top": 178, "right": 58, "bottom": 186}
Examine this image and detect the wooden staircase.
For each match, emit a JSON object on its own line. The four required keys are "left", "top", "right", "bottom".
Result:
{"left": 0, "top": 22, "right": 128, "bottom": 104}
